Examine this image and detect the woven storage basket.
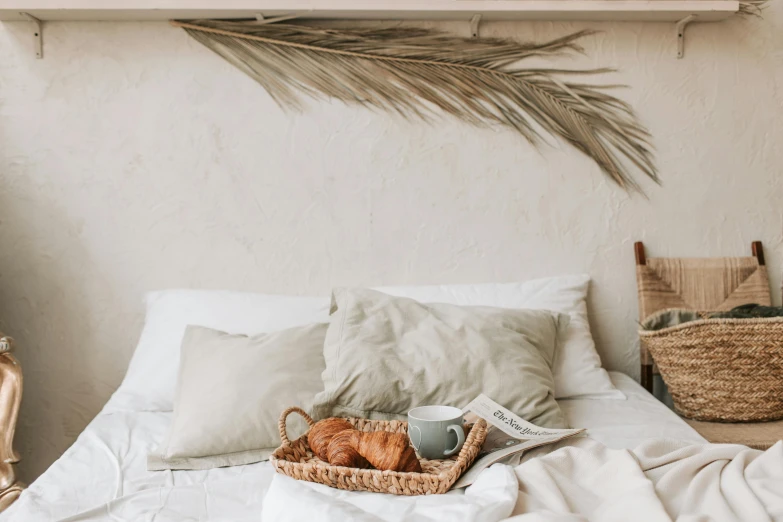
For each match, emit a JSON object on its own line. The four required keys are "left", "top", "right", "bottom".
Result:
{"left": 639, "top": 314, "right": 783, "bottom": 422}
{"left": 270, "top": 407, "right": 488, "bottom": 495}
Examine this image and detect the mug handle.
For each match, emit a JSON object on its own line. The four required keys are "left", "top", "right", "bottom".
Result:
{"left": 444, "top": 424, "right": 466, "bottom": 457}
{"left": 409, "top": 425, "right": 422, "bottom": 451}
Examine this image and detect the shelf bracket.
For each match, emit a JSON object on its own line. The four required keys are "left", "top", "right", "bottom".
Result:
{"left": 253, "top": 11, "right": 310, "bottom": 25}
{"left": 470, "top": 14, "right": 482, "bottom": 38}
{"left": 676, "top": 15, "right": 696, "bottom": 59}
{"left": 20, "top": 12, "right": 43, "bottom": 59}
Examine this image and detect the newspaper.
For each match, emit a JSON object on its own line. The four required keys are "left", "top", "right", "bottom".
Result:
{"left": 452, "top": 394, "right": 585, "bottom": 489}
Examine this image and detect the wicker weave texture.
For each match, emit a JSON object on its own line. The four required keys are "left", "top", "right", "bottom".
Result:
{"left": 636, "top": 256, "right": 770, "bottom": 367}
{"left": 640, "top": 317, "right": 783, "bottom": 422}
{"left": 270, "top": 407, "right": 488, "bottom": 496}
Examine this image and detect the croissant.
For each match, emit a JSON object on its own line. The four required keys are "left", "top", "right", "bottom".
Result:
{"left": 325, "top": 429, "right": 371, "bottom": 469}
{"left": 327, "top": 430, "right": 422, "bottom": 473}
{"left": 307, "top": 418, "right": 356, "bottom": 461}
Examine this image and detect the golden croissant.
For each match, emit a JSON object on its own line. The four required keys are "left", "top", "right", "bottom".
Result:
{"left": 325, "top": 429, "right": 370, "bottom": 468}
{"left": 308, "top": 418, "right": 422, "bottom": 473}
{"left": 307, "top": 417, "right": 355, "bottom": 461}
{"left": 327, "top": 430, "right": 422, "bottom": 473}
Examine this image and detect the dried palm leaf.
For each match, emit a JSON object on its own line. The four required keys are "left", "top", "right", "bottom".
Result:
{"left": 739, "top": 0, "right": 767, "bottom": 16}
{"left": 172, "top": 20, "right": 658, "bottom": 192}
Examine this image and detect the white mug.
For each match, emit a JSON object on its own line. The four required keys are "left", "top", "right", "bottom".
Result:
{"left": 407, "top": 405, "right": 466, "bottom": 460}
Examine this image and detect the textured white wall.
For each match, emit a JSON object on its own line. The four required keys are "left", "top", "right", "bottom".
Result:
{"left": 0, "top": 9, "right": 781, "bottom": 481}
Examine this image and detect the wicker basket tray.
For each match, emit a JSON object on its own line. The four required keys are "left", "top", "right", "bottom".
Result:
{"left": 639, "top": 314, "right": 783, "bottom": 422}
{"left": 270, "top": 407, "right": 488, "bottom": 496}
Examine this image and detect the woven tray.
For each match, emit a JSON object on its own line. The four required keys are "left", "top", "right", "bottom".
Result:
{"left": 270, "top": 407, "right": 488, "bottom": 496}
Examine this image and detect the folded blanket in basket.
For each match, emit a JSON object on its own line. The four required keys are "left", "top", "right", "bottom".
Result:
{"left": 708, "top": 303, "right": 783, "bottom": 319}
{"left": 641, "top": 304, "right": 783, "bottom": 331}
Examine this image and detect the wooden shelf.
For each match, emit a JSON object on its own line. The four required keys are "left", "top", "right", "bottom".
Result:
{"left": 0, "top": 0, "right": 740, "bottom": 23}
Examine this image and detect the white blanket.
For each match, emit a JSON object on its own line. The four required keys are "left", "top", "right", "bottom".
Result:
{"left": 262, "top": 439, "right": 783, "bottom": 522}
{"left": 0, "top": 374, "right": 749, "bottom": 522}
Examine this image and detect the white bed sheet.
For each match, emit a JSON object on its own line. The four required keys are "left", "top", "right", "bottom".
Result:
{"left": 1, "top": 372, "right": 705, "bottom": 522}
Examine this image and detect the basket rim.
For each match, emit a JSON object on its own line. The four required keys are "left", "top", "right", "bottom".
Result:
{"left": 269, "top": 417, "right": 487, "bottom": 482}
{"left": 271, "top": 438, "right": 451, "bottom": 480}
{"left": 639, "top": 309, "right": 783, "bottom": 337}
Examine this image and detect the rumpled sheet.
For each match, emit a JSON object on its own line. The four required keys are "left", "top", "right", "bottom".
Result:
{"left": 512, "top": 439, "right": 783, "bottom": 522}
{"left": 263, "top": 439, "right": 783, "bottom": 522}
{"left": 0, "top": 373, "right": 711, "bottom": 521}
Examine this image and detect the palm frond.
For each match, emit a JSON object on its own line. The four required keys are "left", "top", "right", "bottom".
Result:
{"left": 172, "top": 20, "right": 658, "bottom": 192}
{"left": 739, "top": 0, "right": 767, "bottom": 16}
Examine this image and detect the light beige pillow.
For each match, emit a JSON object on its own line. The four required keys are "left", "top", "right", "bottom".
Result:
{"left": 312, "top": 288, "right": 569, "bottom": 428}
{"left": 148, "top": 323, "right": 327, "bottom": 471}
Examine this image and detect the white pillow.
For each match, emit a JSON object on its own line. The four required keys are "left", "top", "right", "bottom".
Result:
{"left": 110, "top": 275, "right": 620, "bottom": 412}
{"left": 148, "top": 323, "right": 328, "bottom": 470}
{"left": 106, "top": 290, "right": 330, "bottom": 412}
{"left": 377, "top": 275, "right": 624, "bottom": 400}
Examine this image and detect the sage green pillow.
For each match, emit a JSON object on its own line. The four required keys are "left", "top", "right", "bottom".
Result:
{"left": 148, "top": 323, "right": 327, "bottom": 470}
{"left": 312, "top": 288, "right": 569, "bottom": 428}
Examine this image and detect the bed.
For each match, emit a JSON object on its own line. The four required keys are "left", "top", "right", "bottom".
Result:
{"left": 1, "top": 373, "right": 706, "bottom": 521}
{"left": 4, "top": 281, "right": 782, "bottom": 521}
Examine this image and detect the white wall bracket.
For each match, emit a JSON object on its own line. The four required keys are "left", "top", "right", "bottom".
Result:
{"left": 470, "top": 14, "right": 481, "bottom": 38}
{"left": 253, "top": 11, "right": 307, "bottom": 24}
{"left": 19, "top": 11, "right": 42, "bottom": 59}
{"left": 676, "top": 14, "right": 696, "bottom": 58}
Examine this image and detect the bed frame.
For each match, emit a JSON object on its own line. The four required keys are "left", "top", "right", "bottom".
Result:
{"left": 634, "top": 241, "right": 770, "bottom": 394}
{"left": 0, "top": 335, "right": 23, "bottom": 512}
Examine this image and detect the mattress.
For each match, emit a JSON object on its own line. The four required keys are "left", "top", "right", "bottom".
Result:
{"left": 1, "top": 372, "right": 705, "bottom": 522}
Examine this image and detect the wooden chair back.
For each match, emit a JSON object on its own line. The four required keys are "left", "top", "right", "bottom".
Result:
{"left": 634, "top": 241, "right": 770, "bottom": 393}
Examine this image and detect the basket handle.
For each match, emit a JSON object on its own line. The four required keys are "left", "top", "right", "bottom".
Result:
{"left": 278, "top": 406, "right": 316, "bottom": 446}
{"left": 454, "top": 418, "right": 487, "bottom": 465}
